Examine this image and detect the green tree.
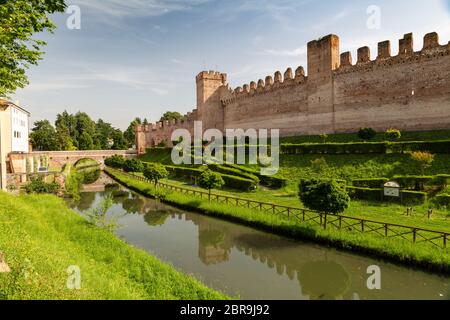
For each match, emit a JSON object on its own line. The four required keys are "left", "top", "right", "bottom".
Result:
{"left": 160, "top": 111, "right": 183, "bottom": 122}
{"left": 55, "top": 111, "right": 77, "bottom": 143}
{"left": 143, "top": 163, "right": 169, "bottom": 187}
{"left": 74, "top": 112, "right": 97, "bottom": 148}
{"left": 111, "top": 129, "right": 127, "bottom": 150}
{"left": 124, "top": 117, "right": 142, "bottom": 148}
{"left": 0, "top": 0, "right": 66, "bottom": 96}
{"left": 199, "top": 169, "right": 225, "bottom": 201}
{"left": 299, "top": 180, "right": 350, "bottom": 215}
{"left": 95, "top": 119, "right": 114, "bottom": 150}
{"left": 30, "top": 120, "right": 58, "bottom": 151}
{"left": 78, "top": 131, "right": 95, "bottom": 150}
{"left": 56, "top": 124, "right": 76, "bottom": 150}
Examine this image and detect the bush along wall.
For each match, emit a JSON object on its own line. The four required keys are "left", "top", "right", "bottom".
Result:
{"left": 280, "top": 140, "right": 450, "bottom": 155}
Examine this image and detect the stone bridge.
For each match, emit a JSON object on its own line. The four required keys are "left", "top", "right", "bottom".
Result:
{"left": 9, "top": 150, "right": 137, "bottom": 173}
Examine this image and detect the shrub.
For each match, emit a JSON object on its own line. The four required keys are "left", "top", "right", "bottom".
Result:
{"left": 310, "top": 157, "right": 328, "bottom": 173}
{"left": 123, "top": 159, "right": 144, "bottom": 173}
{"left": 352, "top": 178, "right": 389, "bottom": 189}
{"left": 434, "top": 174, "right": 450, "bottom": 188}
{"left": 299, "top": 180, "right": 350, "bottom": 214}
{"left": 385, "top": 129, "right": 401, "bottom": 141}
{"left": 199, "top": 169, "right": 225, "bottom": 200}
{"left": 392, "top": 175, "right": 434, "bottom": 191}
{"left": 105, "top": 155, "right": 126, "bottom": 169}
{"left": 432, "top": 194, "right": 450, "bottom": 208}
{"left": 401, "top": 190, "right": 428, "bottom": 205}
{"left": 411, "top": 151, "right": 435, "bottom": 175}
{"left": 319, "top": 133, "right": 328, "bottom": 144}
{"left": 24, "top": 176, "right": 60, "bottom": 195}
{"left": 347, "top": 187, "right": 383, "bottom": 202}
{"left": 143, "top": 163, "right": 169, "bottom": 186}
{"left": 358, "top": 128, "right": 377, "bottom": 141}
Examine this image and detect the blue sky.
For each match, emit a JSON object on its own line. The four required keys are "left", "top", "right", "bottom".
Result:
{"left": 13, "top": 0, "right": 450, "bottom": 129}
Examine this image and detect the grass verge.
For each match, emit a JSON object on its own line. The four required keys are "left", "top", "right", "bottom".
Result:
{"left": 105, "top": 168, "right": 450, "bottom": 274}
{"left": 0, "top": 192, "right": 227, "bottom": 300}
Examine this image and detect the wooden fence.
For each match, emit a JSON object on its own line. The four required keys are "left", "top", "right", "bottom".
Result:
{"left": 109, "top": 168, "right": 450, "bottom": 249}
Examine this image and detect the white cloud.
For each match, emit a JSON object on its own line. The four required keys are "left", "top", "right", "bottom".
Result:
{"left": 261, "top": 45, "right": 307, "bottom": 57}
{"left": 71, "top": 0, "right": 211, "bottom": 17}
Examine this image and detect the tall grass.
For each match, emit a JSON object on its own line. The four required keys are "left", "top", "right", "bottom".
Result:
{"left": 106, "top": 168, "right": 450, "bottom": 274}
{"left": 0, "top": 192, "right": 227, "bottom": 300}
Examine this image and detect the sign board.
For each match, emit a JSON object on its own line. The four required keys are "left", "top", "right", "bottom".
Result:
{"left": 384, "top": 181, "right": 400, "bottom": 197}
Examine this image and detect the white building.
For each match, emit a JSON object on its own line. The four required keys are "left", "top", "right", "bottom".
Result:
{"left": 0, "top": 99, "right": 31, "bottom": 190}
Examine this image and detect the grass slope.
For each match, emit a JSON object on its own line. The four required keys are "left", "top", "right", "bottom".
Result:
{"left": 0, "top": 192, "right": 227, "bottom": 300}
{"left": 105, "top": 168, "right": 450, "bottom": 274}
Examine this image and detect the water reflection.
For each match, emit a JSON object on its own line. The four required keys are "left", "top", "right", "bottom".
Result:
{"left": 69, "top": 182, "right": 450, "bottom": 300}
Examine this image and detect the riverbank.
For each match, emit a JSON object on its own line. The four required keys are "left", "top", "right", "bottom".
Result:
{"left": 0, "top": 191, "right": 227, "bottom": 300}
{"left": 105, "top": 168, "right": 450, "bottom": 274}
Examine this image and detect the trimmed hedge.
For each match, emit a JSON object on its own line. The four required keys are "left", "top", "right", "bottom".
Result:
{"left": 393, "top": 175, "right": 433, "bottom": 191}
{"left": 208, "top": 164, "right": 260, "bottom": 184}
{"left": 401, "top": 190, "right": 428, "bottom": 205}
{"left": 434, "top": 174, "right": 450, "bottom": 187}
{"left": 347, "top": 186, "right": 427, "bottom": 204}
{"left": 352, "top": 178, "right": 389, "bottom": 189}
{"left": 347, "top": 187, "right": 383, "bottom": 201}
{"left": 223, "top": 164, "right": 287, "bottom": 189}
{"left": 280, "top": 140, "right": 450, "bottom": 155}
{"left": 432, "top": 194, "right": 450, "bottom": 208}
{"left": 389, "top": 140, "right": 450, "bottom": 154}
{"left": 165, "top": 165, "right": 257, "bottom": 191}
{"left": 281, "top": 142, "right": 387, "bottom": 155}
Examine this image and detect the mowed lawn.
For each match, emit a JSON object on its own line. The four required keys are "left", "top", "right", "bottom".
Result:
{"left": 0, "top": 192, "right": 227, "bottom": 300}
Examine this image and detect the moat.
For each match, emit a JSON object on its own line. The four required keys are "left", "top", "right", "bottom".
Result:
{"left": 69, "top": 177, "right": 450, "bottom": 300}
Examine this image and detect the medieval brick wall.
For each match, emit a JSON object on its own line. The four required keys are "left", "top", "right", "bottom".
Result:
{"left": 136, "top": 32, "right": 450, "bottom": 153}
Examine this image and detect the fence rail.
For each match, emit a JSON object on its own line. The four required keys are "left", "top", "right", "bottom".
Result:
{"left": 108, "top": 168, "right": 450, "bottom": 249}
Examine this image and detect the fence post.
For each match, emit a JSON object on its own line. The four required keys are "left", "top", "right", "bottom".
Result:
{"left": 302, "top": 210, "right": 305, "bottom": 222}
{"left": 339, "top": 216, "right": 342, "bottom": 229}
{"left": 413, "top": 229, "right": 417, "bottom": 243}
{"left": 361, "top": 220, "right": 364, "bottom": 232}
{"left": 444, "top": 234, "right": 447, "bottom": 249}
{"left": 323, "top": 213, "right": 327, "bottom": 230}
{"left": 287, "top": 208, "right": 290, "bottom": 219}
{"left": 385, "top": 224, "right": 388, "bottom": 237}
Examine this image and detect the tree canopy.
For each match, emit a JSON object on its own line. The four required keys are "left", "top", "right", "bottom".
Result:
{"left": 160, "top": 111, "right": 183, "bottom": 122}
{"left": 0, "top": 0, "right": 66, "bottom": 96}
{"left": 31, "top": 111, "right": 140, "bottom": 151}
{"left": 299, "top": 180, "right": 350, "bottom": 215}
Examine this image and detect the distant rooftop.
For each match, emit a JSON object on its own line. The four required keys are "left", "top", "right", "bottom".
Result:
{"left": 0, "top": 98, "right": 31, "bottom": 115}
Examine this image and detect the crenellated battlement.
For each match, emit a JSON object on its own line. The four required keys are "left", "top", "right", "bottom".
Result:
{"left": 222, "top": 66, "right": 307, "bottom": 106}
{"left": 335, "top": 32, "right": 450, "bottom": 75}
{"left": 196, "top": 70, "right": 228, "bottom": 84}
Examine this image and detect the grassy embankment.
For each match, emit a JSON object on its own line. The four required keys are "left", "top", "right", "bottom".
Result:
{"left": 0, "top": 192, "right": 227, "bottom": 300}
{"left": 105, "top": 168, "right": 450, "bottom": 274}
